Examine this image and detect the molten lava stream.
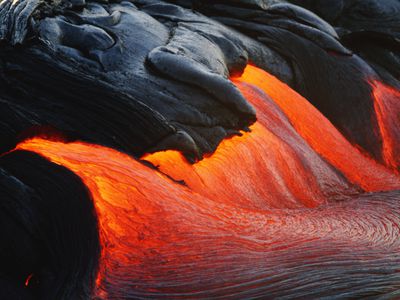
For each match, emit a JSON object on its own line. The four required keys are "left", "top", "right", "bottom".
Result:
{"left": 371, "top": 80, "right": 400, "bottom": 172}
{"left": 231, "top": 65, "right": 400, "bottom": 191}
{"left": 16, "top": 65, "right": 400, "bottom": 298}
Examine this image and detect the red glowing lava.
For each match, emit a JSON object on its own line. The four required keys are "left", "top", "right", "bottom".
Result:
{"left": 371, "top": 80, "right": 400, "bottom": 172}
{"left": 24, "top": 273, "right": 34, "bottom": 287}
{"left": 231, "top": 65, "right": 400, "bottom": 191}
{"left": 15, "top": 65, "right": 400, "bottom": 298}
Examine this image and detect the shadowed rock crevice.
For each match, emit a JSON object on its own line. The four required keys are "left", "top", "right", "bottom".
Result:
{"left": 0, "top": 150, "right": 100, "bottom": 300}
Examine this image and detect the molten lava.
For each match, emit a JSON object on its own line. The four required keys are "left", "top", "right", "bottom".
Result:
{"left": 371, "top": 80, "right": 400, "bottom": 172}
{"left": 232, "top": 65, "right": 400, "bottom": 191}
{"left": 24, "top": 274, "right": 34, "bottom": 287}
{"left": 15, "top": 65, "right": 400, "bottom": 298}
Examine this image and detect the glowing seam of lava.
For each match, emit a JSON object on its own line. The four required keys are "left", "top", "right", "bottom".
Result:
{"left": 371, "top": 79, "right": 400, "bottom": 172}
{"left": 24, "top": 273, "right": 34, "bottom": 287}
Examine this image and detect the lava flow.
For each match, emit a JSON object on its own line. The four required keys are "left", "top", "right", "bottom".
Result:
{"left": 372, "top": 80, "right": 400, "bottom": 172}
{"left": 16, "top": 65, "right": 400, "bottom": 298}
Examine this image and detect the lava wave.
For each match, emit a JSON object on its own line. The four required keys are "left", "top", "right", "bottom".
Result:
{"left": 16, "top": 66, "right": 400, "bottom": 298}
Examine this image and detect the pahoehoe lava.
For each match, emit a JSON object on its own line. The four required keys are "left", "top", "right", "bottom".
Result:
{"left": 0, "top": 0, "right": 400, "bottom": 299}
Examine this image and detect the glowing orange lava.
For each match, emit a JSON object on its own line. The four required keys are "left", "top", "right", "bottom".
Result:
{"left": 15, "top": 65, "right": 400, "bottom": 297}
{"left": 142, "top": 121, "right": 338, "bottom": 209}
{"left": 371, "top": 80, "right": 400, "bottom": 172}
{"left": 231, "top": 65, "right": 400, "bottom": 191}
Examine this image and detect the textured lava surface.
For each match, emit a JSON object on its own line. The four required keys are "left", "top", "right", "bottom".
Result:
{"left": 17, "top": 66, "right": 400, "bottom": 299}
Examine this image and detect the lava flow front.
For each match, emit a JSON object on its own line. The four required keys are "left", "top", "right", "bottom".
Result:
{"left": 16, "top": 66, "right": 400, "bottom": 298}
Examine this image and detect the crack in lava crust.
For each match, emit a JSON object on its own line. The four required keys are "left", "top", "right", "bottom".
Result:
{"left": 16, "top": 66, "right": 400, "bottom": 299}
